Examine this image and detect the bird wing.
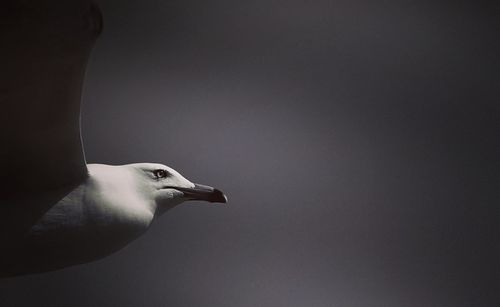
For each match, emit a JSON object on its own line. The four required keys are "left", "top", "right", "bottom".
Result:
{"left": 0, "top": 1, "right": 103, "bottom": 196}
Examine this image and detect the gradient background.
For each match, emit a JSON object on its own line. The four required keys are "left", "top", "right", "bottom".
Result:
{"left": 1, "top": 0, "right": 499, "bottom": 306}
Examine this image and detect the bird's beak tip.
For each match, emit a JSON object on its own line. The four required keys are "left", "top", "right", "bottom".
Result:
{"left": 213, "top": 188, "right": 228, "bottom": 204}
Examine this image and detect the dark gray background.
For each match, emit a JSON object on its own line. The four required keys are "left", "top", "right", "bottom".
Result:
{"left": 1, "top": 0, "right": 499, "bottom": 306}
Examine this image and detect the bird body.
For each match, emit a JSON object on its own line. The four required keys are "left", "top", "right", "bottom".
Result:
{"left": 29, "top": 164, "right": 160, "bottom": 244}
{"left": 1, "top": 1, "right": 227, "bottom": 277}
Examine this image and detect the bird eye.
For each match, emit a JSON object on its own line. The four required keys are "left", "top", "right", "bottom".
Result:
{"left": 153, "top": 169, "right": 169, "bottom": 179}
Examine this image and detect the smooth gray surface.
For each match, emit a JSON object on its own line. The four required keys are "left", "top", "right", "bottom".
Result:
{"left": 1, "top": 0, "right": 498, "bottom": 306}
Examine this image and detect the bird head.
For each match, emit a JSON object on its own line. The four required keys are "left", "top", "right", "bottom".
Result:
{"left": 128, "top": 163, "right": 227, "bottom": 215}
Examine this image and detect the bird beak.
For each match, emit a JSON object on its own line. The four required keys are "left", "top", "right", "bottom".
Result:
{"left": 174, "top": 183, "right": 228, "bottom": 204}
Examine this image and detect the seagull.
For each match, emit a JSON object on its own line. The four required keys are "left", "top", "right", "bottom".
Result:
{"left": 0, "top": 1, "right": 227, "bottom": 277}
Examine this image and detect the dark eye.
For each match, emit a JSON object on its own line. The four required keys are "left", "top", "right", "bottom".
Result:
{"left": 153, "top": 169, "right": 169, "bottom": 179}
